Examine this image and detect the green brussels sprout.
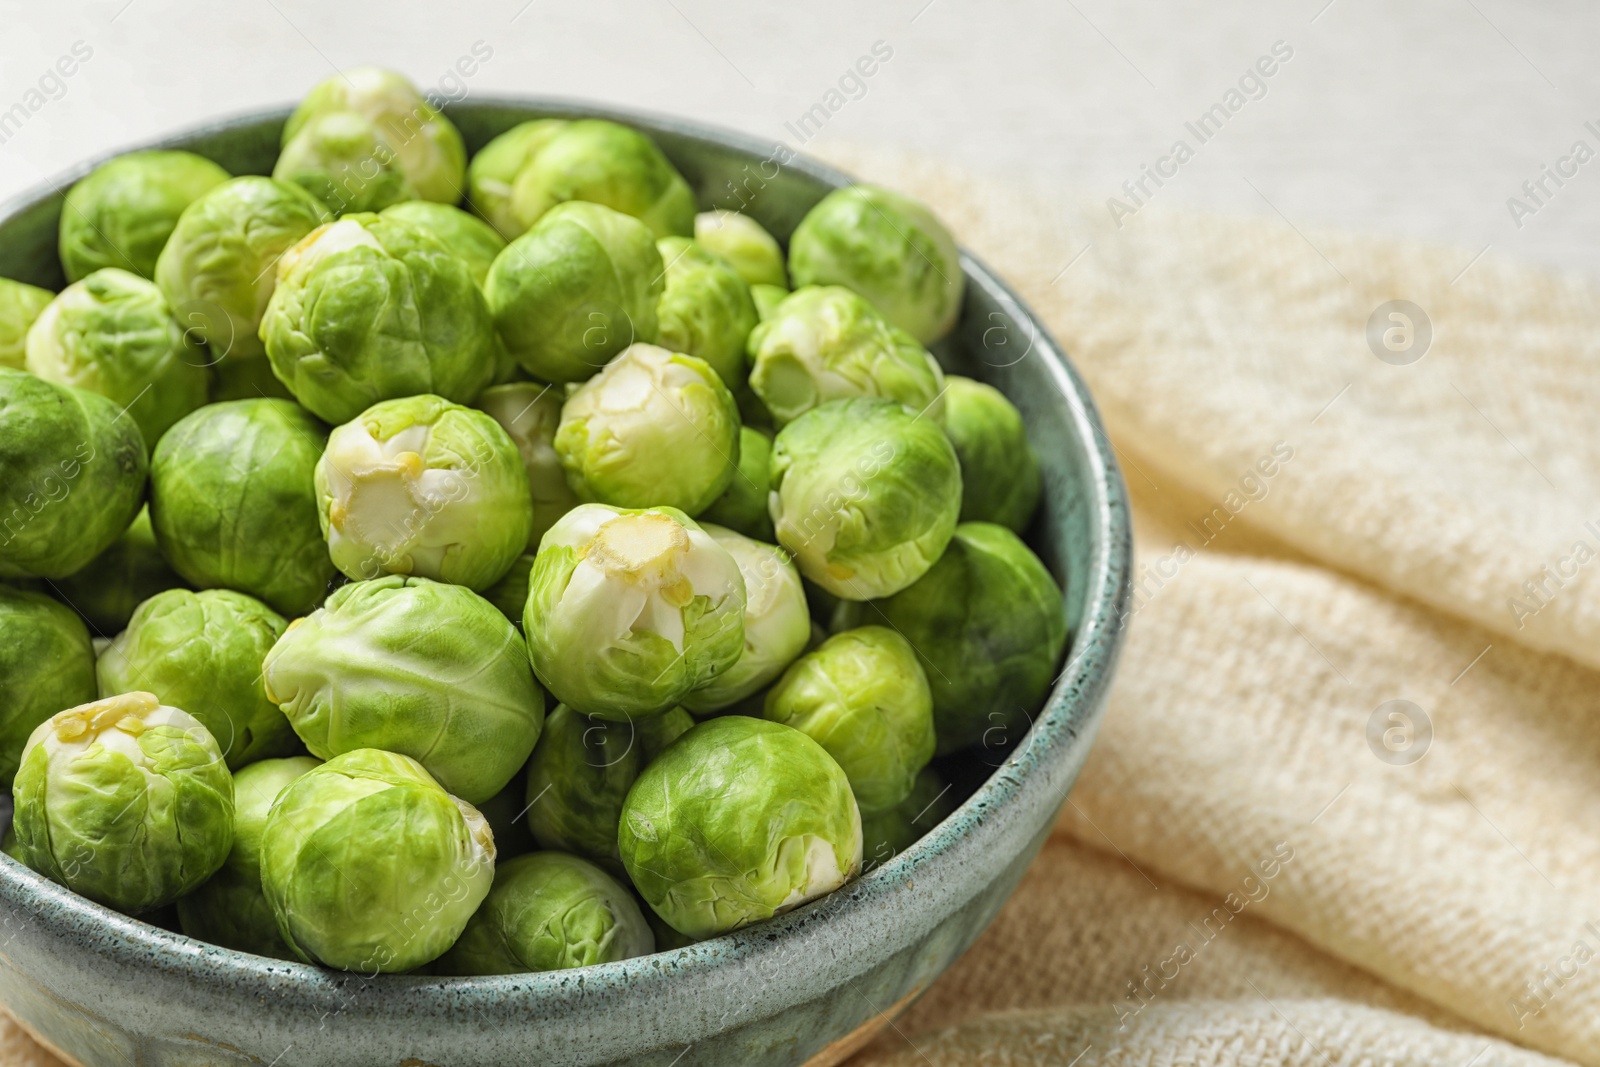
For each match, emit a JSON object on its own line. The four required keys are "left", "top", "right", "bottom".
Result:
{"left": 942, "top": 376, "right": 1040, "bottom": 533}
{"left": 96, "top": 589, "right": 293, "bottom": 769}
{"left": 273, "top": 110, "right": 416, "bottom": 216}
{"left": 682, "top": 527, "right": 809, "bottom": 716}
{"left": 525, "top": 505, "right": 745, "bottom": 720}
{"left": 435, "top": 852, "right": 653, "bottom": 975}
{"left": 466, "top": 119, "right": 569, "bottom": 239}
{"left": 0, "top": 585, "right": 97, "bottom": 786}
{"left": 554, "top": 343, "right": 739, "bottom": 515}
{"left": 770, "top": 398, "right": 961, "bottom": 600}
{"left": 60, "top": 151, "right": 231, "bottom": 283}
{"left": 314, "top": 394, "right": 531, "bottom": 590}
{"left": 476, "top": 381, "right": 581, "bottom": 548}
{"left": 481, "top": 552, "right": 535, "bottom": 628}
{"left": 149, "top": 399, "right": 335, "bottom": 617}
{"left": 749, "top": 283, "right": 787, "bottom": 324}
{"left": 58, "top": 151, "right": 230, "bottom": 287}
{"left": 176, "top": 755, "right": 320, "bottom": 958}
{"left": 619, "top": 716, "right": 861, "bottom": 939}
{"left": 694, "top": 210, "right": 787, "bottom": 289}
{"left": 698, "top": 426, "right": 774, "bottom": 542}
{"left": 261, "top": 213, "right": 497, "bottom": 424}
{"left": 508, "top": 119, "right": 694, "bottom": 238}
{"left": 654, "top": 236, "right": 758, "bottom": 387}
{"left": 51, "top": 507, "right": 186, "bottom": 636}
{"left": 25, "top": 268, "right": 210, "bottom": 444}
{"left": 259, "top": 748, "right": 494, "bottom": 972}
{"left": 762, "top": 627, "right": 933, "bottom": 814}
{"left": 155, "top": 176, "right": 331, "bottom": 363}
{"left": 868, "top": 523, "right": 1066, "bottom": 753}
{"left": 788, "top": 185, "right": 963, "bottom": 343}
{"left": 522, "top": 704, "right": 693, "bottom": 870}
{"left": 281, "top": 67, "right": 467, "bottom": 207}
{"left": 860, "top": 766, "right": 955, "bottom": 871}
{"left": 0, "top": 279, "right": 55, "bottom": 371}
{"left": 10, "top": 692, "right": 234, "bottom": 912}
{"left": 262, "top": 575, "right": 544, "bottom": 804}
{"left": 0, "top": 369, "right": 148, "bottom": 580}
{"left": 486, "top": 201, "right": 664, "bottom": 383}
{"left": 380, "top": 201, "right": 507, "bottom": 288}
{"left": 746, "top": 286, "right": 945, "bottom": 427}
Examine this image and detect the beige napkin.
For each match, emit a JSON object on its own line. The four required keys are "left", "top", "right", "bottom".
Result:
{"left": 7, "top": 150, "right": 1599, "bottom": 1067}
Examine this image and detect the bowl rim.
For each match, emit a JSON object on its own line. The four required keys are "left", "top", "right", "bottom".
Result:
{"left": 0, "top": 96, "right": 1132, "bottom": 1035}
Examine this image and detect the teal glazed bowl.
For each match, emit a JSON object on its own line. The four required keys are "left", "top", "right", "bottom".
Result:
{"left": 0, "top": 101, "right": 1131, "bottom": 1067}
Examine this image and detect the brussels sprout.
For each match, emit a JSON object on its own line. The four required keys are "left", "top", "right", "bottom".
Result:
{"left": 281, "top": 67, "right": 467, "bottom": 207}
{"left": 315, "top": 394, "right": 531, "bottom": 589}
{"left": 522, "top": 704, "right": 693, "bottom": 870}
{"left": 746, "top": 287, "right": 945, "bottom": 427}
{"left": 10, "top": 692, "right": 233, "bottom": 912}
{"left": 0, "top": 279, "right": 55, "bottom": 371}
{"left": 867, "top": 523, "right": 1066, "bottom": 753}
{"left": 261, "top": 213, "right": 497, "bottom": 424}
{"left": 619, "top": 716, "right": 861, "bottom": 939}
{"left": 554, "top": 343, "right": 739, "bottom": 515}
{"left": 682, "top": 527, "right": 809, "bottom": 715}
{"left": 378, "top": 201, "right": 506, "bottom": 289}
{"left": 476, "top": 382, "right": 580, "bottom": 548}
{"left": 262, "top": 575, "right": 544, "bottom": 804}
{"left": 486, "top": 201, "right": 663, "bottom": 383}
{"left": 654, "top": 237, "right": 758, "bottom": 387}
{"left": 481, "top": 552, "right": 535, "bottom": 628}
{"left": 525, "top": 504, "right": 745, "bottom": 720}
{"left": 155, "top": 176, "right": 330, "bottom": 362}
{"left": 149, "top": 399, "right": 335, "bottom": 617}
{"left": 466, "top": 119, "right": 569, "bottom": 239}
{"left": 60, "top": 151, "right": 231, "bottom": 283}
{"left": 698, "top": 426, "right": 773, "bottom": 542}
{"left": 435, "top": 852, "right": 653, "bottom": 975}
{"left": 176, "top": 756, "right": 320, "bottom": 958}
{"left": 762, "top": 627, "right": 933, "bottom": 813}
{"left": 694, "top": 210, "right": 787, "bottom": 289}
{"left": 273, "top": 110, "right": 416, "bottom": 216}
{"left": 0, "top": 369, "right": 148, "bottom": 580}
{"left": 942, "top": 376, "right": 1040, "bottom": 533}
{"left": 788, "top": 185, "right": 963, "bottom": 344}
{"left": 52, "top": 507, "right": 186, "bottom": 636}
{"left": 0, "top": 585, "right": 97, "bottom": 786}
{"left": 259, "top": 748, "right": 494, "bottom": 972}
{"left": 770, "top": 398, "right": 961, "bottom": 600}
{"left": 97, "top": 589, "right": 292, "bottom": 769}
{"left": 860, "top": 766, "right": 955, "bottom": 871}
{"left": 749, "top": 283, "right": 788, "bottom": 324}
{"left": 26, "top": 268, "right": 210, "bottom": 444}
{"left": 508, "top": 119, "right": 694, "bottom": 239}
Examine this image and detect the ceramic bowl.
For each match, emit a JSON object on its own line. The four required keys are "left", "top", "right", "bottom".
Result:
{"left": 0, "top": 99, "right": 1131, "bottom": 1067}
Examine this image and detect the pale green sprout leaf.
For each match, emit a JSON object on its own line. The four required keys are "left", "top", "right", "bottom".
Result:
{"left": 524, "top": 504, "right": 746, "bottom": 720}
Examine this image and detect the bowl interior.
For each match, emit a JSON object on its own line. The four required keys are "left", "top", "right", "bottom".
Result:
{"left": 0, "top": 100, "right": 1131, "bottom": 1067}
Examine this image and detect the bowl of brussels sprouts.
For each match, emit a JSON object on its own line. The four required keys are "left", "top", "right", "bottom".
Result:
{"left": 0, "top": 69, "right": 1131, "bottom": 1067}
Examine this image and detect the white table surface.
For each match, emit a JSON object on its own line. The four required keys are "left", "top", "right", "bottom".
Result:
{"left": 0, "top": 0, "right": 1595, "bottom": 274}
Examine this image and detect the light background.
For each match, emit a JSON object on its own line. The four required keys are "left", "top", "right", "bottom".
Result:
{"left": 0, "top": 0, "right": 1596, "bottom": 276}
